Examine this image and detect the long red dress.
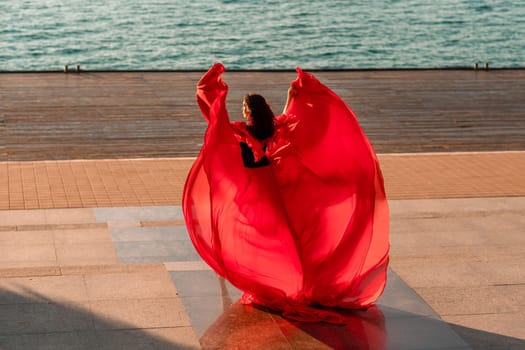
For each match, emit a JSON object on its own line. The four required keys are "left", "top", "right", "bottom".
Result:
{"left": 183, "top": 63, "right": 389, "bottom": 323}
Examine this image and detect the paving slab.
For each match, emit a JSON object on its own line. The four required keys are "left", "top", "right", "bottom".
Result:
{"left": 390, "top": 196, "right": 525, "bottom": 344}
{"left": 0, "top": 263, "right": 201, "bottom": 349}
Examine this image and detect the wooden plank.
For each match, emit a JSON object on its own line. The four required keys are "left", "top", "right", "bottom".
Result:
{"left": 0, "top": 70, "right": 524, "bottom": 161}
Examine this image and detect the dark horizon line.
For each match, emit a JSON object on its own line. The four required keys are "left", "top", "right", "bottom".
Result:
{"left": 1, "top": 66, "right": 524, "bottom": 74}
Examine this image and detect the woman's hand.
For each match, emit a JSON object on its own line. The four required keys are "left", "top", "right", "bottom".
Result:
{"left": 287, "top": 85, "right": 297, "bottom": 99}
{"left": 283, "top": 85, "right": 298, "bottom": 114}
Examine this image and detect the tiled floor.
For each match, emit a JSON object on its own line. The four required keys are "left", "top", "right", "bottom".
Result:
{"left": 98, "top": 205, "right": 467, "bottom": 348}
{"left": 1, "top": 204, "right": 472, "bottom": 349}
{"left": 1, "top": 152, "right": 524, "bottom": 210}
{"left": 108, "top": 204, "right": 497, "bottom": 349}
{"left": 1, "top": 152, "right": 524, "bottom": 349}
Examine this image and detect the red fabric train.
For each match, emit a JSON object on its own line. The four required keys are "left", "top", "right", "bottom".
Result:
{"left": 183, "top": 63, "right": 389, "bottom": 323}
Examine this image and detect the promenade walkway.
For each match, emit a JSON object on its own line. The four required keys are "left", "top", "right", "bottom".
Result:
{"left": 1, "top": 71, "right": 524, "bottom": 349}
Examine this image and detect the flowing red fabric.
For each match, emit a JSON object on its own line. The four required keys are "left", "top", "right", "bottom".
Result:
{"left": 183, "top": 63, "right": 389, "bottom": 323}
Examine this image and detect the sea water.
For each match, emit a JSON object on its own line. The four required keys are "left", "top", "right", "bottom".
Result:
{"left": 1, "top": 0, "right": 524, "bottom": 71}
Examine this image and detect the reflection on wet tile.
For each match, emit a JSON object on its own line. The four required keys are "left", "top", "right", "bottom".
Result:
{"left": 200, "top": 302, "right": 293, "bottom": 350}
{"left": 377, "top": 269, "right": 439, "bottom": 319}
{"left": 273, "top": 306, "right": 387, "bottom": 350}
{"left": 179, "top": 268, "right": 471, "bottom": 349}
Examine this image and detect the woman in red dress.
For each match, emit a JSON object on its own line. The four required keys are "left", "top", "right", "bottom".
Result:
{"left": 183, "top": 63, "right": 389, "bottom": 323}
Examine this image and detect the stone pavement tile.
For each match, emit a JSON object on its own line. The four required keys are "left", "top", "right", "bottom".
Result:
{"left": 401, "top": 213, "right": 525, "bottom": 243}
{"left": 108, "top": 221, "right": 198, "bottom": 263}
{"left": 53, "top": 227, "right": 113, "bottom": 245}
{"left": 94, "top": 327, "right": 200, "bottom": 350}
{"left": 391, "top": 255, "right": 493, "bottom": 289}
{"left": 389, "top": 196, "right": 525, "bottom": 217}
{"left": 0, "top": 318, "right": 200, "bottom": 350}
{"left": 141, "top": 219, "right": 186, "bottom": 226}
{"left": 114, "top": 240, "right": 200, "bottom": 264}
{"left": 383, "top": 315, "right": 470, "bottom": 350}
{"left": 164, "top": 261, "right": 210, "bottom": 272}
{"left": 0, "top": 209, "right": 97, "bottom": 230}
{"left": 391, "top": 254, "right": 525, "bottom": 295}
{"left": 0, "top": 241, "right": 57, "bottom": 268}
{"left": 478, "top": 257, "right": 525, "bottom": 285}
{"left": 389, "top": 197, "right": 525, "bottom": 290}
{"left": 0, "top": 262, "right": 201, "bottom": 349}
{"left": 0, "top": 229, "right": 53, "bottom": 245}
{"left": 0, "top": 209, "right": 47, "bottom": 226}
{"left": 55, "top": 241, "right": 118, "bottom": 266}
{"left": 389, "top": 196, "right": 525, "bottom": 346}
{"left": 170, "top": 271, "right": 242, "bottom": 299}
{"left": 0, "top": 224, "right": 119, "bottom": 267}
{"left": 0, "top": 266, "right": 61, "bottom": 278}
{"left": 107, "top": 220, "right": 142, "bottom": 228}
{"left": 0, "top": 331, "right": 99, "bottom": 350}
{"left": 468, "top": 212, "right": 525, "bottom": 244}
{"left": 415, "top": 285, "right": 523, "bottom": 316}
{"left": 445, "top": 311, "right": 525, "bottom": 349}
{"left": 377, "top": 269, "right": 438, "bottom": 319}
{"left": 60, "top": 263, "right": 163, "bottom": 276}
{"left": 0, "top": 302, "right": 94, "bottom": 335}
{"left": 89, "top": 298, "right": 192, "bottom": 330}
{"left": 43, "top": 208, "right": 97, "bottom": 224}
{"left": 170, "top": 271, "right": 242, "bottom": 338}
{"left": 94, "top": 206, "right": 183, "bottom": 223}
{"left": 464, "top": 243, "right": 525, "bottom": 262}
{"left": 83, "top": 269, "right": 179, "bottom": 300}
{"left": 110, "top": 225, "right": 189, "bottom": 242}
{"left": 0, "top": 275, "right": 88, "bottom": 304}
{"left": 179, "top": 296, "right": 231, "bottom": 339}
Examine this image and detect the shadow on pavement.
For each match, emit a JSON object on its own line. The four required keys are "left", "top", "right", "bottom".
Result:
{"left": 449, "top": 323, "right": 525, "bottom": 350}
{"left": 0, "top": 288, "right": 199, "bottom": 350}
{"left": 200, "top": 300, "right": 525, "bottom": 350}
{"left": 200, "top": 301, "right": 386, "bottom": 350}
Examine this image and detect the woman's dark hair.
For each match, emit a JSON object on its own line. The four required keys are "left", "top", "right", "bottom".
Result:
{"left": 244, "top": 94, "right": 275, "bottom": 140}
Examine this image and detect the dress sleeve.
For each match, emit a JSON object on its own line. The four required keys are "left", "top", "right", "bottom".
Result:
{"left": 239, "top": 142, "right": 270, "bottom": 168}
{"left": 232, "top": 121, "right": 270, "bottom": 167}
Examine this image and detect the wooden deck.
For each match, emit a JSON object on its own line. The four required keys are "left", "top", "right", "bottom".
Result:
{"left": 1, "top": 69, "right": 524, "bottom": 161}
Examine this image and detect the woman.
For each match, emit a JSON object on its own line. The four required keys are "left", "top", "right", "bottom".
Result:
{"left": 183, "top": 63, "right": 389, "bottom": 323}
{"left": 234, "top": 93, "right": 275, "bottom": 168}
